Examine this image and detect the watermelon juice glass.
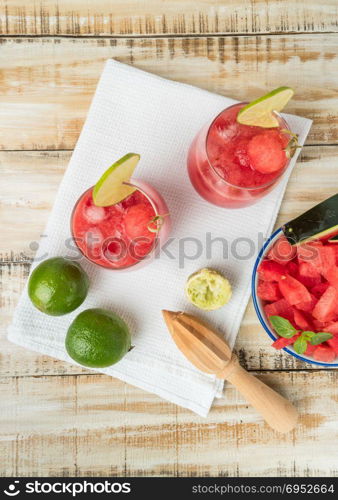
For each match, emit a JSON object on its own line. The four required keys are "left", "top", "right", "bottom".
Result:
{"left": 71, "top": 180, "right": 170, "bottom": 270}
{"left": 187, "top": 103, "right": 292, "bottom": 208}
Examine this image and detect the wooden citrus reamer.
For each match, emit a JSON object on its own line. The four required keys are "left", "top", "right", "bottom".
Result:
{"left": 162, "top": 310, "right": 298, "bottom": 433}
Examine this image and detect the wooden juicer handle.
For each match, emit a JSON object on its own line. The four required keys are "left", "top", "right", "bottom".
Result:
{"left": 218, "top": 354, "right": 298, "bottom": 433}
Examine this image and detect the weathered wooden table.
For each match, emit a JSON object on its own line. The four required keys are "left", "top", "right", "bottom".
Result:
{"left": 1, "top": 1, "right": 338, "bottom": 477}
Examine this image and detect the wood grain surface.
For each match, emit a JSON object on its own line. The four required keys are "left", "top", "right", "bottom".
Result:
{"left": 1, "top": 35, "right": 338, "bottom": 150}
{"left": 1, "top": 371, "right": 337, "bottom": 477}
{"left": 1, "top": 0, "right": 338, "bottom": 36}
{"left": 1, "top": 0, "right": 337, "bottom": 478}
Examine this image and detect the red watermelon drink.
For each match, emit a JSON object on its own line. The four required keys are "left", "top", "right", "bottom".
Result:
{"left": 187, "top": 88, "right": 298, "bottom": 208}
{"left": 71, "top": 155, "right": 170, "bottom": 270}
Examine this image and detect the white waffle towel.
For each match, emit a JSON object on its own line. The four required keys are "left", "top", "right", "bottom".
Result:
{"left": 8, "top": 60, "right": 312, "bottom": 416}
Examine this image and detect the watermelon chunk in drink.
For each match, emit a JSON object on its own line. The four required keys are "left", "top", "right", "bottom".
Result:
{"left": 124, "top": 203, "right": 155, "bottom": 239}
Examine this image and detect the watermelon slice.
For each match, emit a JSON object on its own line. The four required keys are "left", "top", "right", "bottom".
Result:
{"left": 323, "top": 266, "right": 338, "bottom": 290}
{"left": 268, "top": 236, "right": 296, "bottom": 265}
{"left": 313, "top": 344, "right": 336, "bottom": 363}
{"left": 327, "top": 335, "right": 338, "bottom": 355}
{"left": 278, "top": 274, "right": 312, "bottom": 305}
{"left": 299, "top": 261, "right": 321, "bottom": 279}
{"left": 303, "top": 246, "right": 336, "bottom": 276}
{"left": 264, "top": 299, "right": 295, "bottom": 323}
{"left": 323, "top": 322, "right": 338, "bottom": 335}
{"left": 305, "top": 343, "right": 317, "bottom": 356}
{"left": 313, "top": 319, "right": 329, "bottom": 331}
{"left": 311, "top": 282, "right": 330, "bottom": 299}
{"left": 297, "top": 241, "right": 322, "bottom": 263}
{"left": 312, "top": 286, "right": 338, "bottom": 322}
{"left": 257, "top": 281, "right": 282, "bottom": 302}
{"left": 316, "top": 246, "right": 336, "bottom": 275}
{"left": 272, "top": 334, "right": 300, "bottom": 350}
{"left": 258, "top": 260, "right": 286, "bottom": 281}
{"left": 293, "top": 309, "right": 313, "bottom": 331}
{"left": 295, "top": 294, "right": 318, "bottom": 313}
{"left": 286, "top": 260, "right": 299, "bottom": 277}
{"left": 297, "top": 273, "right": 321, "bottom": 289}
{"left": 330, "top": 243, "right": 338, "bottom": 265}
{"left": 298, "top": 243, "right": 335, "bottom": 273}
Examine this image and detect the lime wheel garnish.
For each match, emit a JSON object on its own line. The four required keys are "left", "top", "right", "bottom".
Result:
{"left": 93, "top": 153, "right": 140, "bottom": 207}
{"left": 237, "top": 87, "right": 294, "bottom": 128}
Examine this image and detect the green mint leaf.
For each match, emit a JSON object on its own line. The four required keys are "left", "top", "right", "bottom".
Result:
{"left": 310, "top": 332, "right": 333, "bottom": 345}
{"left": 301, "top": 331, "right": 316, "bottom": 341}
{"left": 293, "top": 336, "right": 308, "bottom": 354}
{"left": 269, "top": 316, "right": 297, "bottom": 338}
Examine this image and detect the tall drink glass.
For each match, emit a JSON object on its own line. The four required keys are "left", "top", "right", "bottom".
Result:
{"left": 187, "top": 103, "right": 292, "bottom": 209}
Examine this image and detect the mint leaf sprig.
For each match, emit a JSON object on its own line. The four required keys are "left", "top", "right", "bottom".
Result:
{"left": 269, "top": 315, "right": 333, "bottom": 354}
{"left": 294, "top": 332, "right": 333, "bottom": 354}
{"left": 269, "top": 316, "right": 297, "bottom": 338}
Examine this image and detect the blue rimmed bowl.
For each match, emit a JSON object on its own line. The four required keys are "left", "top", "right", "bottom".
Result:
{"left": 252, "top": 227, "right": 338, "bottom": 367}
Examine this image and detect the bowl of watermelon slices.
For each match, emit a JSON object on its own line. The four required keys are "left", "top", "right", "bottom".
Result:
{"left": 252, "top": 225, "right": 338, "bottom": 366}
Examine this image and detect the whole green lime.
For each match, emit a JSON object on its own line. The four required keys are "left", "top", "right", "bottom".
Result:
{"left": 28, "top": 257, "right": 90, "bottom": 316}
{"left": 65, "top": 308, "right": 131, "bottom": 368}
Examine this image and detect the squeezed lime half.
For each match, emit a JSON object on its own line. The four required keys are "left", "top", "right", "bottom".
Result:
{"left": 185, "top": 268, "right": 232, "bottom": 311}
